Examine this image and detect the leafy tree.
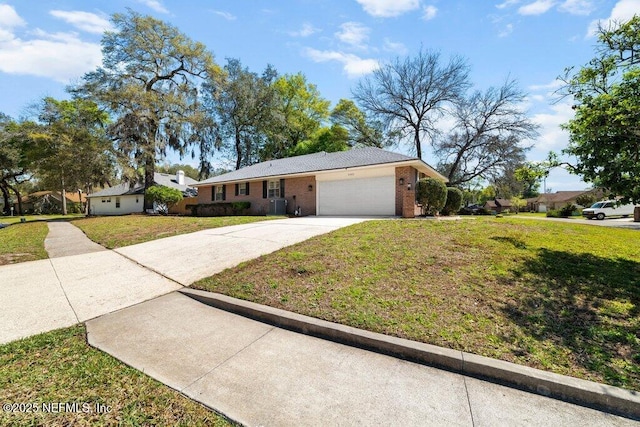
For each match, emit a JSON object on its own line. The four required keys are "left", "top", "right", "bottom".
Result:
{"left": 263, "top": 73, "right": 330, "bottom": 160}
{"left": 442, "top": 187, "right": 463, "bottom": 216}
{"left": 28, "top": 97, "right": 114, "bottom": 214}
{"left": 353, "top": 48, "right": 470, "bottom": 159}
{"left": 415, "top": 178, "right": 447, "bottom": 215}
{"left": 291, "top": 125, "right": 349, "bottom": 156}
{"left": 514, "top": 162, "right": 549, "bottom": 198}
{"left": 205, "top": 59, "right": 280, "bottom": 170}
{"left": 146, "top": 185, "right": 183, "bottom": 214}
{"left": 559, "top": 16, "right": 640, "bottom": 204}
{"left": 575, "top": 192, "right": 597, "bottom": 207}
{"left": 156, "top": 163, "right": 200, "bottom": 180}
{"left": 478, "top": 185, "right": 497, "bottom": 205}
{"left": 434, "top": 79, "right": 539, "bottom": 186}
{"left": 510, "top": 196, "right": 526, "bottom": 213}
{"left": 73, "top": 9, "right": 219, "bottom": 208}
{"left": 330, "top": 99, "right": 388, "bottom": 148}
{"left": 0, "top": 114, "right": 31, "bottom": 215}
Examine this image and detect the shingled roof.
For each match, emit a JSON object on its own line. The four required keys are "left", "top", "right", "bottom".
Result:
{"left": 87, "top": 172, "right": 197, "bottom": 198}
{"left": 196, "top": 147, "right": 444, "bottom": 185}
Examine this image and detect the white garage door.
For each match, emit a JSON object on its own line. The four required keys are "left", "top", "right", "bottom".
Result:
{"left": 317, "top": 175, "right": 395, "bottom": 216}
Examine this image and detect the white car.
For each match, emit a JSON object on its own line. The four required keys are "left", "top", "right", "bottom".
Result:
{"left": 582, "top": 200, "right": 636, "bottom": 220}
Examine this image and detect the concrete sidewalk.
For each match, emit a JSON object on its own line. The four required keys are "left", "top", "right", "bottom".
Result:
{"left": 44, "top": 221, "right": 107, "bottom": 258}
{"left": 86, "top": 292, "right": 637, "bottom": 426}
{"left": 1, "top": 217, "right": 367, "bottom": 344}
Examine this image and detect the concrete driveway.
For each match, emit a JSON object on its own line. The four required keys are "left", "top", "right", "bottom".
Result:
{"left": 115, "top": 217, "right": 368, "bottom": 285}
{"left": 0, "top": 217, "right": 368, "bottom": 344}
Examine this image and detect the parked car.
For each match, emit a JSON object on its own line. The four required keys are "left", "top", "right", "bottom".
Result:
{"left": 582, "top": 200, "right": 636, "bottom": 220}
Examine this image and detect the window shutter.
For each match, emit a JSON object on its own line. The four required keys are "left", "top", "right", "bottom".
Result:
{"left": 263, "top": 180, "right": 267, "bottom": 198}
{"left": 222, "top": 184, "right": 226, "bottom": 201}
{"left": 246, "top": 182, "right": 250, "bottom": 196}
{"left": 211, "top": 186, "right": 215, "bottom": 201}
{"left": 235, "top": 183, "right": 239, "bottom": 196}
{"left": 280, "top": 179, "right": 285, "bottom": 198}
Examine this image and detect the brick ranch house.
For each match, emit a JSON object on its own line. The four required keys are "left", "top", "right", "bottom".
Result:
{"left": 194, "top": 147, "right": 448, "bottom": 217}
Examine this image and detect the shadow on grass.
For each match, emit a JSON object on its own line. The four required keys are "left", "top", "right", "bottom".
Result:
{"left": 501, "top": 248, "right": 640, "bottom": 388}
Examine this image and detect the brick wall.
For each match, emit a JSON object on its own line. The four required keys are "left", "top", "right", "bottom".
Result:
{"left": 196, "top": 175, "right": 316, "bottom": 216}
{"left": 395, "top": 166, "right": 416, "bottom": 218}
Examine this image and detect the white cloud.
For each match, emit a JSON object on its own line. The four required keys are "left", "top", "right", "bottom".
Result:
{"left": 422, "top": 5, "right": 438, "bottom": 20}
{"left": 586, "top": 0, "right": 640, "bottom": 37}
{"left": 335, "top": 22, "right": 370, "bottom": 48}
{"left": 558, "top": 0, "right": 595, "bottom": 15}
{"left": 498, "top": 23, "right": 514, "bottom": 37}
{"left": 355, "top": 0, "right": 420, "bottom": 17}
{"left": 0, "top": 31, "right": 102, "bottom": 82}
{"left": 496, "top": 0, "right": 521, "bottom": 9}
{"left": 383, "top": 38, "right": 408, "bottom": 55}
{"left": 211, "top": 10, "right": 236, "bottom": 21}
{"left": 0, "top": 4, "right": 25, "bottom": 28}
{"left": 135, "top": 0, "right": 169, "bottom": 14}
{"left": 518, "top": 0, "right": 556, "bottom": 15}
{"left": 304, "top": 48, "right": 379, "bottom": 78}
{"left": 49, "top": 10, "right": 114, "bottom": 34}
{"left": 0, "top": 6, "right": 101, "bottom": 82}
{"left": 290, "top": 23, "right": 319, "bottom": 37}
{"left": 529, "top": 100, "right": 573, "bottom": 152}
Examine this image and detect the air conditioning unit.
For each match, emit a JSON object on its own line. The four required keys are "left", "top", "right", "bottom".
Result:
{"left": 269, "top": 198, "right": 286, "bottom": 215}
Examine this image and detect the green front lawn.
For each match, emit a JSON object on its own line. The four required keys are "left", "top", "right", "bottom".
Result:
{"left": 0, "top": 222, "right": 49, "bottom": 265}
{"left": 0, "top": 325, "right": 231, "bottom": 426}
{"left": 193, "top": 217, "right": 640, "bottom": 391}
{"left": 73, "top": 215, "right": 283, "bottom": 248}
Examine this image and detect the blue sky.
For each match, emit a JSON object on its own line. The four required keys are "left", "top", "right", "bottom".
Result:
{"left": 0, "top": 0, "right": 638, "bottom": 191}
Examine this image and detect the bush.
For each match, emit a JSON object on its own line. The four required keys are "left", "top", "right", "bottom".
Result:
{"left": 559, "top": 203, "right": 577, "bottom": 217}
{"left": 546, "top": 209, "right": 562, "bottom": 218}
{"left": 575, "top": 193, "right": 597, "bottom": 208}
{"left": 193, "top": 202, "right": 252, "bottom": 217}
{"left": 442, "top": 187, "right": 463, "bottom": 216}
{"left": 415, "top": 178, "right": 447, "bottom": 215}
{"left": 146, "top": 186, "right": 183, "bottom": 215}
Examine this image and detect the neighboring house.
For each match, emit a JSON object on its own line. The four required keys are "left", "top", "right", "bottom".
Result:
{"left": 15, "top": 190, "right": 86, "bottom": 214}
{"left": 484, "top": 198, "right": 513, "bottom": 214}
{"left": 194, "top": 147, "right": 447, "bottom": 217}
{"left": 529, "top": 190, "right": 602, "bottom": 213}
{"left": 87, "top": 171, "right": 197, "bottom": 215}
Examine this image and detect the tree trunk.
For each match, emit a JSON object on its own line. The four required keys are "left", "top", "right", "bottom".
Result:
{"left": 235, "top": 130, "right": 242, "bottom": 170}
{"left": 143, "top": 154, "right": 155, "bottom": 211}
{"left": 414, "top": 129, "right": 422, "bottom": 160}
{"left": 61, "top": 175, "right": 67, "bottom": 215}
{"left": 6, "top": 182, "right": 22, "bottom": 215}
{"left": 0, "top": 183, "right": 10, "bottom": 215}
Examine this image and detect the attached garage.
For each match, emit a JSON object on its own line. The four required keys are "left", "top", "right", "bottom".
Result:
{"left": 317, "top": 171, "right": 395, "bottom": 216}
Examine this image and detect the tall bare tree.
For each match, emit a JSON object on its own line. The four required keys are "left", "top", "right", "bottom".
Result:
{"left": 434, "top": 79, "right": 539, "bottom": 186}
{"left": 353, "top": 49, "right": 470, "bottom": 159}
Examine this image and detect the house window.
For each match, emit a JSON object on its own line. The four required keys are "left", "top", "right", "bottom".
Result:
{"left": 239, "top": 182, "right": 248, "bottom": 195}
{"left": 101, "top": 198, "right": 106, "bottom": 203}
{"left": 215, "top": 185, "right": 225, "bottom": 201}
{"left": 136, "top": 196, "right": 139, "bottom": 203}
{"left": 115, "top": 197, "right": 121, "bottom": 208}
{"left": 268, "top": 180, "right": 280, "bottom": 198}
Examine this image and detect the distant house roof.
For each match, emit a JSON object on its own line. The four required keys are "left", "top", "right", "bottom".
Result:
{"left": 195, "top": 147, "right": 447, "bottom": 186}
{"left": 495, "top": 198, "right": 512, "bottom": 207}
{"left": 536, "top": 190, "right": 597, "bottom": 203}
{"left": 87, "top": 172, "right": 197, "bottom": 198}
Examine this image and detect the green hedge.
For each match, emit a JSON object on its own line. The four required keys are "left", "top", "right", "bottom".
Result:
{"left": 192, "top": 202, "right": 251, "bottom": 217}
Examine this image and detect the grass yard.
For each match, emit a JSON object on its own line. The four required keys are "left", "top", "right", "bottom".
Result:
{"left": 0, "top": 214, "right": 84, "bottom": 225}
{"left": 73, "top": 215, "right": 283, "bottom": 248}
{"left": 0, "top": 222, "right": 48, "bottom": 265}
{"left": 193, "top": 217, "right": 640, "bottom": 391}
{"left": 0, "top": 325, "right": 232, "bottom": 426}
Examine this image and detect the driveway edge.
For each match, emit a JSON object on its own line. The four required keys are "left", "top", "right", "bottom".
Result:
{"left": 179, "top": 288, "right": 640, "bottom": 421}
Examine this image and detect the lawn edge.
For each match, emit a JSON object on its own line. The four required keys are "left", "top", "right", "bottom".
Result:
{"left": 180, "top": 287, "right": 640, "bottom": 421}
